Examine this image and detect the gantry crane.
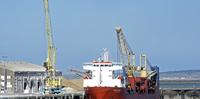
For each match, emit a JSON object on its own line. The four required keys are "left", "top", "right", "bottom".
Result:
{"left": 115, "top": 27, "right": 136, "bottom": 77}
{"left": 43, "top": 0, "right": 62, "bottom": 94}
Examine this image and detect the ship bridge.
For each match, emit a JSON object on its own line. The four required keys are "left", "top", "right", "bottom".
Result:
{"left": 83, "top": 49, "right": 123, "bottom": 88}
{"left": 83, "top": 62, "right": 123, "bottom": 88}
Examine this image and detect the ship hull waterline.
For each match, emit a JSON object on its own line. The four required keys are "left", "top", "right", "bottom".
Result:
{"left": 84, "top": 87, "right": 160, "bottom": 99}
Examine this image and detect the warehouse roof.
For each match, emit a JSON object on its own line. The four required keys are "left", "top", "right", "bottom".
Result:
{"left": 0, "top": 61, "right": 46, "bottom": 72}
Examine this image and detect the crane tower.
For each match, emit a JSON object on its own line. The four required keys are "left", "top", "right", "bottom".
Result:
{"left": 43, "top": 0, "right": 61, "bottom": 93}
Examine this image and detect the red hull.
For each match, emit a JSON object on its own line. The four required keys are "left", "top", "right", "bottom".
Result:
{"left": 84, "top": 87, "right": 160, "bottom": 99}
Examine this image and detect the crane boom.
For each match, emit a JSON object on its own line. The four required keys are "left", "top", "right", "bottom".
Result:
{"left": 69, "top": 68, "right": 92, "bottom": 78}
{"left": 43, "top": 0, "right": 61, "bottom": 92}
{"left": 115, "top": 27, "right": 157, "bottom": 78}
{"left": 44, "top": 0, "right": 56, "bottom": 71}
{"left": 116, "top": 27, "right": 135, "bottom": 66}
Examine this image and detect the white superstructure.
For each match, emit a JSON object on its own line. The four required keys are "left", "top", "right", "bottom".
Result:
{"left": 83, "top": 49, "right": 123, "bottom": 87}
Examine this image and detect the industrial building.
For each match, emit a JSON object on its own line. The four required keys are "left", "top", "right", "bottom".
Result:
{"left": 0, "top": 61, "right": 62, "bottom": 94}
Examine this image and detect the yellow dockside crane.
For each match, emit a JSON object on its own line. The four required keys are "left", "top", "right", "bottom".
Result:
{"left": 43, "top": 0, "right": 62, "bottom": 94}
{"left": 116, "top": 27, "right": 155, "bottom": 78}
{"left": 116, "top": 27, "right": 136, "bottom": 77}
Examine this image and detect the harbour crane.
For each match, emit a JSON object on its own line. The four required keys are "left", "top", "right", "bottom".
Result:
{"left": 69, "top": 68, "right": 92, "bottom": 79}
{"left": 43, "top": 0, "right": 62, "bottom": 94}
{"left": 116, "top": 27, "right": 157, "bottom": 78}
{"left": 115, "top": 27, "right": 136, "bottom": 77}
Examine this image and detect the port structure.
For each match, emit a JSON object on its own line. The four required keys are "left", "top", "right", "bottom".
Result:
{"left": 115, "top": 27, "right": 158, "bottom": 78}
{"left": 116, "top": 27, "right": 136, "bottom": 69}
{"left": 69, "top": 68, "right": 92, "bottom": 79}
{"left": 43, "top": 0, "right": 62, "bottom": 93}
{"left": 114, "top": 27, "right": 160, "bottom": 99}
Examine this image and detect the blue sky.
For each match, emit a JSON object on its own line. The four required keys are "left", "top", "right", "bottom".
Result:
{"left": 0, "top": 0, "right": 200, "bottom": 73}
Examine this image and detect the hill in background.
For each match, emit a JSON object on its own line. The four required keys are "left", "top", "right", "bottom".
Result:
{"left": 160, "top": 70, "right": 200, "bottom": 80}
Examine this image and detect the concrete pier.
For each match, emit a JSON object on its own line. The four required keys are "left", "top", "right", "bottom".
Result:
{"left": 160, "top": 80, "right": 200, "bottom": 99}
{"left": 160, "top": 89, "right": 200, "bottom": 99}
{"left": 0, "top": 92, "right": 84, "bottom": 99}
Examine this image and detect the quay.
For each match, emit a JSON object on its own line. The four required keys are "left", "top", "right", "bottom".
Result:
{"left": 0, "top": 92, "right": 84, "bottom": 99}
{"left": 160, "top": 80, "right": 200, "bottom": 99}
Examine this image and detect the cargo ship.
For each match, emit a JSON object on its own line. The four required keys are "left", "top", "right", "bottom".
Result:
{"left": 83, "top": 27, "right": 160, "bottom": 99}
